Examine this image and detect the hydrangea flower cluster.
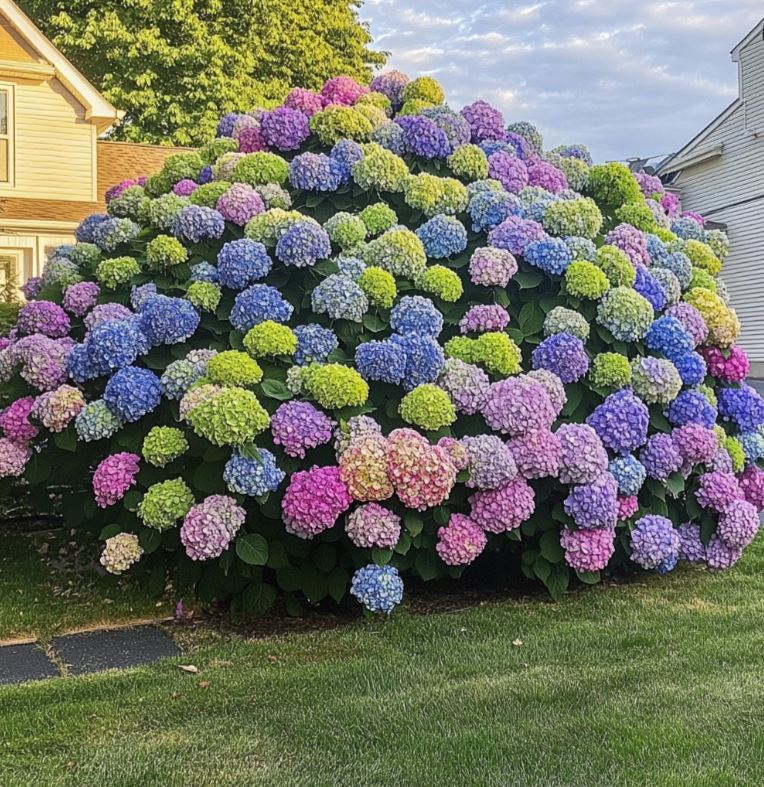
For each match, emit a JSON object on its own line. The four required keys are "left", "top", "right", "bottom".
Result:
{"left": 1, "top": 70, "right": 757, "bottom": 615}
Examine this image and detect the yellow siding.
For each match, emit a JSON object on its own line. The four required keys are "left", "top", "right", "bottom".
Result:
{"left": 0, "top": 20, "right": 37, "bottom": 62}
{"left": 0, "top": 75, "right": 95, "bottom": 201}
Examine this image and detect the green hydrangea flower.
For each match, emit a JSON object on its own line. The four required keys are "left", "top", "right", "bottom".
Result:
{"left": 595, "top": 245, "right": 636, "bottom": 287}
{"left": 357, "top": 266, "right": 397, "bottom": 308}
{"left": 689, "top": 267, "right": 717, "bottom": 292}
{"left": 565, "top": 260, "right": 610, "bottom": 299}
{"left": 544, "top": 306, "right": 590, "bottom": 341}
{"left": 355, "top": 104, "right": 388, "bottom": 129}
{"left": 589, "top": 352, "right": 632, "bottom": 389}
{"left": 303, "top": 363, "right": 369, "bottom": 409}
{"left": 232, "top": 152, "right": 289, "bottom": 186}
{"left": 245, "top": 209, "right": 308, "bottom": 246}
{"left": 654, "top": 227, "right": 677, "bottom": 243}
{"left": 447, "top": 144, "right": 489, "bottom": 180}
{"left": 684, "top": 239, "right": 721, "bottom": 276}
{"left": 310, "top": 106, "right": 374, "bottom": 144}
{"left": 243, "top": 321, "right": 297, "bottom": 358}
{"left": 69, "top": 243, "right": 101, "bottom": 268}
{"left": 542, "top": 198, "right": 603, "bottom": 240}
{"left": 199, "top": 137, "right": 239, "bottom": 165}
{"left": 417, "top": 265, "right": 463, "bottom": 302}
{"left": 705, "top": 229, "right": 729, "bottom": 260}
{"left": 108, "top": 186, "right": 150, "bottom": 222}
{"left": 186, "top": 387, "right": 270, "bottom": 445}
{"left": 142, "top": 426, "right": 189, "bottom": 468}
{"left": 403, "top": 173, "right": 468, "bottom": 216}
{"left": 615, "top": 201, "right": 659, "bottom": 233}
{"left": 651, "top": 268, "right": 681, "bottom": 305}
{"left": 555, "top": 156, "right": 589, "bottom": 192}
{"left": 360, "top": 228, "right": 426, "bottom": 279}
{"left": 397, "top": 99, "right": 436, "bottom": 116}
{"left": 360, "top": 203, "right": 398, "bottom": 236}
{"left": 402, "top": 76, "right": 445, "bottom": 105}
{"left": 146, "top": 235, "right": 188, "bottom": 268}
{"left": 324, "top": 212, "right": 368, "bottom": 250}
{"left": 146, "top": 193, "right": 189, "bottom": 231}
{"left": 189, "top": 181, "right": 230, "bottom": 208}
{"left": 256, "top": 183, "right": 292, "bottom": 210}
{"left": 206, "top": 350, "right": 263, "bottom": 387}
{"left": 584, "top": 162, "right": 641, "bottom": 207}
{"left": 161, "top": 152, "right": 204, "bottom": 184}
{"left": 631, "top": 357, "right": 682, "bottom": 405}
{"left": 186, "top": 281, "right": 221, "bottom": 312}
{"left": 445, "top": 332, "right": 521, "bottom": 376}
{"left": 356, "top": 91, "right": 392, "bottom": 115}
{"left": 96, "top": 256, "right": 141, "bottom": 289}
{"left": 138, "top": 478, "right": 195, "bottom": 530}
{"left": 697, "top": 383, "right": 718, "bottom": 408}
{"left": 399, "top": 384, "right": 456, "bottom": 431}
{"left": 724, "top": 437, "right": 745, "bottom": 472}
{"left": 144, "top": 171, "right": 173, "bottom": 197}
{"left": 352, "top": 146, "right": 410, "bottom": 192}
{"left": 597, "top": 287, "right": 654, "bottom": 342}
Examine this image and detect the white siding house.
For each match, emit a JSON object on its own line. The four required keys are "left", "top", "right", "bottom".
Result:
{"left": 659, "top": 18, "right": 764, "bottom": 374}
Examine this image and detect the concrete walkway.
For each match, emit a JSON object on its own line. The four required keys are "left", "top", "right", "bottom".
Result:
{"left": 0, "top": 625, "right": 179, "bottom": 685}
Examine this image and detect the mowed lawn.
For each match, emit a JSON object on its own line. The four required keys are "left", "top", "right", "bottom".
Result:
{"left": 1, "top": 529, "right": 764, "bottom": 786}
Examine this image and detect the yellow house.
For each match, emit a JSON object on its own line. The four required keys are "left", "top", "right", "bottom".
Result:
{"left": 0, "top": 0, "right": 187, "bottom": 290}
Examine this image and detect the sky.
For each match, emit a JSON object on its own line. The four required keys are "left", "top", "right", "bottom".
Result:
{"left": 361, "top": 1, "right": 764, "bottom": 163}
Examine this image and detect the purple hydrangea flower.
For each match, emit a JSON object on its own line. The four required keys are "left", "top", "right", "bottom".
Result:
{"left": 630, "top": 515, "right": 680, "bottom": 570}
{"left": 532, "top": 332, "right": 589, "bottom": 384}
{"left": 587, "top": 390, "right": 649, "bottom": 455}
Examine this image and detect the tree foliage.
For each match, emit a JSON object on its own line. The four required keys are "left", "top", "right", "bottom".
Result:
{"left": 19, "top": 0, "right": 386, "bottom": 145}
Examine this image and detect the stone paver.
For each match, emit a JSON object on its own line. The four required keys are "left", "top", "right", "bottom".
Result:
{"left": 0, "top": 642, "right": 58, "bottom": 685}
{"left": 51, "top": 626, "right": 180, "bottom": 677}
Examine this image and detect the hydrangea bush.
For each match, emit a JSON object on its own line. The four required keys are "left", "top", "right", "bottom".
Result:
{"left": 1, "top": 72, "right": 761, "bottom": 615}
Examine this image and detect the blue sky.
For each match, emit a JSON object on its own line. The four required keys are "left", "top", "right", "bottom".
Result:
{"left": 361, "top": 1, "right": 763, "bottom": 162}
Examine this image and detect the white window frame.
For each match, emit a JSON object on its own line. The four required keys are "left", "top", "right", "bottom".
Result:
{"left": 0, "top": 82, "right": 15, "bottom": 188}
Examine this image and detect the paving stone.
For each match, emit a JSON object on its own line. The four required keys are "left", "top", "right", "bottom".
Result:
{"left": 0, "top": 642, "right": 58, "bottom": 685}
{"left": 52, "top": 626, "right": 180, "bottom": 676}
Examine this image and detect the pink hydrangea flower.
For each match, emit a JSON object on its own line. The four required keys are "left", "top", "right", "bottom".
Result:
{"left": 507, "top": 428, "right": 561, "bottom": 479}
{"left": 560, "top": 526, "right": 615, "bottom": 572}
{"left": 181, "top": 495, "right": 246, "bottom": 561}
{"left": 282, "top": 465, "right": 352, "bottom": 538}
{"left": 31, "top": 385, "right": 85, "bottom": 432}
{"left": 468, "top": 477, "right": 535, "bottom": 533}
{"left": 436, "top": 514, "right": 487, "bottom": 566}
{"left": 617, "top": 495, "right": 639, "bottom": 521}
{"left": 320, "top": 76, "right": 368, "bottom": 106}
{"left": 92, "top": 452, "right": 140, "bottom": 508}
{"left": 695, "top": 471, "right": 742, "bottom": 513}
{"left": 0, "top": 438, "right": 31, "bottom": 478}
{"left": 339, "top": 434, "right": 394, "bottom": 502}
{"left": 0, "top": 396, "right": 39, "bottom": 442}
{"left": 738, "top": 465, "right": 764, "bottom": 510}
{"left": 216, "top": 183, "right": 265, "bottom": 226}
{"left": 481, "top": 376, "right": 556, "bottom": 437}
{"left": 717, "top": 499, "right": 759, "bottom": 549}
{"left": 345, "top": 503, "right": 401, "bottom": 549}
{"left": 671, "top": 424, "right": 717, "bottom": 465}
{"left": 701, "top": 346, "right": 750, "bottom": 383}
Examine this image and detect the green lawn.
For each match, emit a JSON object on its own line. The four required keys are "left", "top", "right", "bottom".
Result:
{"left": 1, "top": 529, "right": 764, "bottom": 785}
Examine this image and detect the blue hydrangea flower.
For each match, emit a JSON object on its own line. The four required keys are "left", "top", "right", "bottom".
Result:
{"left": 523, "top": 237, "right": 573, "bottom": 275}
{"left": 217, "top": 239, "right": 272, "bottom": 289}
{"left": 330, "top": 140, "right": 364, "bottom": 184}
{"left": 390, "top": 295, "right": 443, "bottom": 338}
{"left": 646, "top": 234, "right": 669, "bottom": 264}
{"left": 275, "top": 221, "right": 331, "bottom": 267}
{"left": 717, "top": 385, "right": 764, "bottom": 433}
{"left": 294, "top": 324, "right": 338, "bottom": 366}
{"left": 350, "top": 564, "right": 404, "bottom": 614}
{"left": 670, "top": 217, "right": 704, "bottom": 241}
{"left": 138, "top": 295, "right": 200, "bottom": 346}
{"left": 337, "top": 256, "right": 366, "bottom": 279}
{"left": 84, "top": 318, "right": 150, "bottom": 376}
{"left": 230, "top": 284, "right": 294, "bottom": 331}
{"left": 189, "top": 262, "right": 219, "bottom": 283}
{"left": 608, "top": 454, "right": 647, "bottom": 496}
{"left": 479, "top": 140, "right": 512, "bottom": 157}
{"left": 104, "top": 366, "right": 162, "bottom": 423}
{"left": 311, "top": 274, "right": 368, "bottom": 322}
{"left": 216, "top": 113, "right": 239, "bottom": 137}
{"left": 587, "top": 389, "right": 649, "bottom": 455}
{"left": 564, "top": 235, "right": 597, "bottom": 261}
{"left": 355, "top": 340, "right": 407, "bottom": 384}
{"left": 66, "top": 344, "right": 97, "bottom": 383}
{"left": 160, "top": 359, "right": 203, "bottom": 400}
{"left": 673, "top": 353, "right": 707, "bottom": 386}
{"left": 739, "top": 431, "right": 764, "bottom": 463}
{"left": 289, "top": 153, "right": 341, "bottom": 192}
{"left": 198, "top": 165, "right": 213, "bottom": 184}
{"left": 131, "top": 283, "right": 158, "bottom": 309}
{"left": 173, "top": 205, "right": 225, "bottom": 243}
{"left": 415, "top": 215, "right": 468, "bottom": 259}
{"left": 223, "top": 449, "right": 285, "bottom": 496}
{"left": 656, "top": 553, "right": 679, "bottom": 574}
{"left": 634, "top": 266, "right": 666, "bottom": 312}
{"left": 92, "top": 217, "right": 140, "bottom": 252}
{"left": 371, "top": 121, "right": 406, "bottom": 154}
{"left": 665, "top": 390, "right": 718, "bottom": 428}
{"left": 75, "top": 399, "right": 122, "bottom": 442}
{"left": 390, "top": 334, "right": 445, "bottom": 390}
{"left": 422, "top": 106, "right": 471, "bottom": 151}
{"left": 644, "top": 316, "right": 694, "bottom": 361}
{"left": 468, "top": 190, "right": 521, "bottom": 233}
{"left": 396, "top": 115, "right": 450, "bottom": 159}
{"left": 655, "top": 252, "right": 692, "bottom": 288}
{"left": 531, "top": 331, "right": 589, "bottom": 384}
{"left": 75, "top": 214, "right": 110, "bottom": 243}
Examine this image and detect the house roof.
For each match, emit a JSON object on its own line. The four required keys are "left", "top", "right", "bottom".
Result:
{"left": 0, "top": 0, "right": 123, "bottom": 132}
{"left": 0, "top": 141, "right": 190, "bottom": 228}
{"left": 731, "top": 17, "right": 764, "bottom": 60}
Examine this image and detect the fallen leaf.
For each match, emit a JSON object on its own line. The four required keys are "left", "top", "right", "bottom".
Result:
{"left": 267, "top": 655, "right": 278, "bottom": 663}
{"left": 512, "top": 639, "right": 523, "bottom": 646}
{"left": 178, "top": 664, "right": 199, "bottom": 674}
{"left": 197, "top": 681, "right": 210, "bottom": 689}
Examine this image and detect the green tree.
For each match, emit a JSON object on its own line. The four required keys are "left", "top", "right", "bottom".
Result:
{"left": 20, "top": 0, "right": 386, "bottom": 146}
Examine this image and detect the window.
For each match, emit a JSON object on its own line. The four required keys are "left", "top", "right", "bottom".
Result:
{"left": 0, "top": 86, "right": 12, "bottom": 184}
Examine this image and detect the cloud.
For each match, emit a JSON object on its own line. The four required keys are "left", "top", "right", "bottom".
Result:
{"left": 360, "top": 0, "right": 763, "bottom": 161}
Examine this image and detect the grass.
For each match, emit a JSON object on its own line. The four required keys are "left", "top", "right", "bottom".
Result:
{"left": 0, "top": 301, "right": 19, "bottom": 335}
{"left": 0, "top": 529, "right": 172, "bottom": 642}
{"left": 1, "top": 530, "right": 764, "bottom": 785}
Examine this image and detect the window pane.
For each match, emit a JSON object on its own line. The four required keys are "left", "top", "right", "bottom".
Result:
{"left": 0, "top": 91, "right": 6, "bottom": 136}
{"left": 0, "top": 139, "right": 7, "bottom": 182}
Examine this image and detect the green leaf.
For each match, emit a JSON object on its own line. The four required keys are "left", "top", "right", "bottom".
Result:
{"left": 514, "top": 271, "right": 543, "bottom": 289}
{"left": 665, "top": 472, "right": 685, "bottom": 498}
{"left": 311, "top": 543, "right": 336, "bottom": 572}
{"left": 122, "top": 490, "right": 142, "bottom": 511}
{"left": 327, "top": 567, "right": 350, "bottom": 603}
{"left": 235, "top": 533, "right": 269, "bottom": 565}
{"left": 99, "top": 524, "right": 121, "bottom": 540}
{"left": 240, "top": 582, "right": 277, "bottom": 616}
{"left": 533, "top": 555, "right": 551, "bottom": 582}
{"left": 276, "top": 566, "right": 303, "bottom": 592}
{"left": 576, "top": 570, "right": 601, "bottom": 584}
{"left": 53, "top": 427, "right": 77, "bottom": 452}
{"left": 139, "top": 528, "right": 162, "bottom": 554}
{"left": 404, "top": 514, "right": 424, "bottom": 537}
{"left": 433, "top": 506, "right": 450, "bottom": 525}
{"left": 518, "top": 301, "right": 545, "bottom": 335}
{"left": 544, "top": 564, "right": 570, "bottom": 601}
{"left": 259, "top": 379, "right": 293, "bottom": 400}
{"left": 415, "top": 550, "right": 441, "bottom": 581}
{"left": 362, "top": 313, "right": 386, "bottom": 333}
{"left": 371, "top": 547, "right": 393, "bottom": 565}
{"left": 24, "top": 455, "right": 50, "bottom": 485}
{"left": 539, "top": 530, "right": 564, "bottom": 563}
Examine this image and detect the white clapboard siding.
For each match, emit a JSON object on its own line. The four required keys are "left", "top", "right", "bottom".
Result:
{"left": 740, "top": 29, "right": 764, "bottom": 132}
